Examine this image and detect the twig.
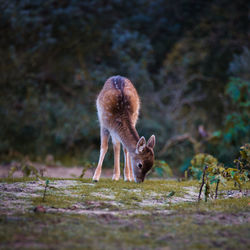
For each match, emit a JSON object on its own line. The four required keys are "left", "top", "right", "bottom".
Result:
{"left": 42, "top": 180, "right": 49, "bottom": 202}
{"left": 215, "top": 179, "right": 220, "bottom": 199}
{"left": 204, "top": 182, "right": 210, "bottom": 202}
{"left": 159, "top": 133, "right": 198, "bottom": 156}
{"left": 198, "top": 166, "right": 208, "bottom": 202}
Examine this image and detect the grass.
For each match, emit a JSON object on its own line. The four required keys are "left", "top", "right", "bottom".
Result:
{"left": 171, "top": 196, "right": 250, "bottom": 212}
{"left": 23, "top": 178, "right": 194, "bottom": 210}
{"left": 0, "top": 201, "right": 249, "bottom": 250}
{"left": 0, "top": 177, "right": 249, "bottom": 249}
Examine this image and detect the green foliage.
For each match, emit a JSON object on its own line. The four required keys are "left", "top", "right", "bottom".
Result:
{"left": 226, "top": 78, "right": 250, "bottom": 105}
{"left": 189, "top": 153, "right": 218, "bottom": 180}
{"left": 150, "top": 160, "right": 173, "bottom": 178}
{"left": 206, "top": 77, "right": 250, "bottom": 165}
{"left": 224, "top": 78, "right": 250, "bottom": 142}
{"left": 190, "top": 153, "right": 218, "bottom": 169}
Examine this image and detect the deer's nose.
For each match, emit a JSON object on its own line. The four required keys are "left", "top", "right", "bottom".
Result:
{"left": 135, "top": 177, "right": 143, "bottom": 183}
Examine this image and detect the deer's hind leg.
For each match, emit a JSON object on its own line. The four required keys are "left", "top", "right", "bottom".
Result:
{"left": 93, "top": 128, "right": 110, "bottom": 182}
{"left": 112, "top": 136, "right": 121, "bottom": 181}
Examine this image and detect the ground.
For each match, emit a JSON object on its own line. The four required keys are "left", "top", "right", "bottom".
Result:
{"left": 0, "top": 177, "right": 249, "bottom": 250}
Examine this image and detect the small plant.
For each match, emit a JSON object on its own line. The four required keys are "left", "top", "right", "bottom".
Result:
{"left": 166, "top": 191, "right": 175, "bottom": 205}
{"left": 8, "top": 159, "right": 40, "bottom": 178}
{"left": 42, "top": 179, "right": 50, "bottom": 202}
{"left": 189, "top": 149, "right": 249, "bottom": 202}
{"left": 79, "top": 161, "right": 95, "bottom": 178}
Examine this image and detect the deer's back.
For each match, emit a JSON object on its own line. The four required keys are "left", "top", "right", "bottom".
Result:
{"left": 97, "top": 76, "right": 140, "bottom": 129}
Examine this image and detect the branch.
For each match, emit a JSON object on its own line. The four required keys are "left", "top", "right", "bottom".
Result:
{"left": 215, "top": 179, "right": 220, "bottom": 199}
{"left": 159, "top": 133, "right": 200, "bottom": 156}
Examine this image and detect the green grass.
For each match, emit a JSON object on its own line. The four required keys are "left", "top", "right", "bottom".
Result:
{"left": 1, "top": 177, "right": 249, "bottom": 211}
{"left": 20, "top": 178, "right": 189, "bottom": 209}
{"left": 0, "top": 177, "right": 249, "bottom": 249}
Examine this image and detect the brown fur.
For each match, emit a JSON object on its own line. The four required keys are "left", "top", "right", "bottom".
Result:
{"left": 93, "top": 76, "right": 155, "bottom": 183}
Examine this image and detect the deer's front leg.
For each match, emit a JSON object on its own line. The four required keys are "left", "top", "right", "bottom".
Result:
{"left": 123, "top": 147, "right": 131, "bottom": 181}
{"left": 93, "top": 128, "right": 110, "bottom": 182}
{"left": 112, "top": 138, "right": 120, "bottom": 181}
{"left": 128, "top": 154, "right": 134, "bottom": 181}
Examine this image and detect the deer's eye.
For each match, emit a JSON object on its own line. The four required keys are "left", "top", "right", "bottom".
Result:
{"left": 137, "top": 163, "right": 143, "bottom": 169}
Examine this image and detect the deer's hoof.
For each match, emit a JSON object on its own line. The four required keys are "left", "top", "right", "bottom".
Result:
{"left": 92, "top": 179, "right": 98, "bottom": 183}
{"left": 112, "top": 175, "right": 120, "bottom": 181}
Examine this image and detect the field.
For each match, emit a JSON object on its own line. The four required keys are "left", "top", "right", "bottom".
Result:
{"left": 1, "top": 1, "right": 249, "bottom": 249}
{"left": 0, "top": 178, "right": 249, "bottom": 250}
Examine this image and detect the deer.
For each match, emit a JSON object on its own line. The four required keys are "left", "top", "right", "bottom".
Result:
{"left": 93, "top": 75, "right": 155, "bottom": 183}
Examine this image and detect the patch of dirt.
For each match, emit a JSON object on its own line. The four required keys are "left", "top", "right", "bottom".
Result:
{"left": 46, "top": 207, "right": 152, "bottom": 216}
{"left": 91, "top": 192, "right": 116, "bottom": 200}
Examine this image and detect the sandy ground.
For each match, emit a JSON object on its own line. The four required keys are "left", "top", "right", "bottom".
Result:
{"left": 0, "top": 163, "right": 113, "bottom": 178}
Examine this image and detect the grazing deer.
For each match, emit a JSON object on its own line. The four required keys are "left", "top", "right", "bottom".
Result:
{"left": 93, "top": 76, "right": 155, "bottom": 183}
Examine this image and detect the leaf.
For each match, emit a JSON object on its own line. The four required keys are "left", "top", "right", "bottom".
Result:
{"left": 167, "top": 191, "right": 175, "bottom": 197}
{"left": 212, "top": 130, "right": 222, "bottom": 138}
{"left": 230, "top": 171, "right": 236, "bottom": 178}
{"left": 210, "top": 175, "right": 219, "bottom": 185}
{"left": 219, "top": 175, "right": 227, "bottom": 186}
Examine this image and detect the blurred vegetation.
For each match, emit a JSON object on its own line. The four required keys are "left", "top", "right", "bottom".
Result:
{"left": 0, "top": 0, "right": 249, "bottom": 173}
{"left": 150, "top": 160, "right": 173, "bottom": 178}
{"left": 189, "top": 144, "right": 249, "bottom": 201}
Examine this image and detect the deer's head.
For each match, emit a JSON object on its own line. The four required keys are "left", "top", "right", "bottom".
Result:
{"left": 131, "top": 135, "right": 155, "bottom": 183}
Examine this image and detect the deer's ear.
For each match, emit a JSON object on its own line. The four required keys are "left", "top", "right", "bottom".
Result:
{"left": 136, "top": 136, "right": 146, "bottom": 154}
{"left": 147, "top": 135, "right": 155, "bottom": 149}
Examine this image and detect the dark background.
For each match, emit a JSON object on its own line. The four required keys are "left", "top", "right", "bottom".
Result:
{"left": 0, "top": 0, "right": 249, "bottom": 174}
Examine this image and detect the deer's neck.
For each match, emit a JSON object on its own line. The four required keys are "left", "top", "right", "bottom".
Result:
{"left": 116, "top": 119, "right": 139, "bottom": 153}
